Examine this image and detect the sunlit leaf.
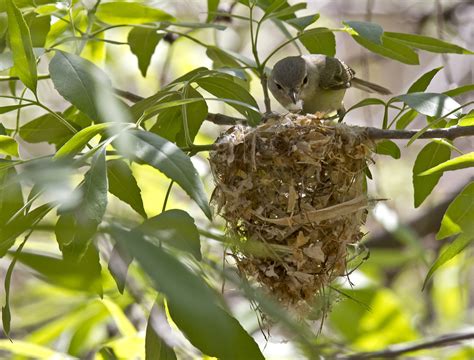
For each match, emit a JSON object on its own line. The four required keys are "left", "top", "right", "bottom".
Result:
{"left": 299, "top": 27, "right": 335, "bottom": 56}
{"left": 25, "top": 12, "right": 51, "bottom": 47}
{"left": 101, "top": 298, "right": 136, "bottom": 337}
{"left": 407, "top": 67, "right": 443, "bottom": 93}
{"left": 437, "top": 182, "right": 474, "bottom": 240}
{"left": 263, "top": 2, "right": 306, "bottom": 20}
{"left": 443, "top": 84, "right": 474, "bottom": 98}
{"left": 353, "top": 35, "right": 419, "bottom": 65}
{"left": 419, "top": 152, "right": 474, "bottom": 176}
{"left": 375, "top": 140, "right": 400, "bottom": 159}
{"left": 137, "top": 209, "right": 201, "bottom": 260}
{"left": 0, "top": 339, "right": 74, "bottom": 359}
{"left": 413, "top": 141, "right": 451, "bottom": 208}
{"left": 54, "top": 123, "right": 111, "bottom": 159}
{"left": 396, "top": 92, "right": 462, "bottom": 119}
{"left": 128, "top": 27, "right": 163, "bottom": 77}
{"left": 96, "top": 2, "right": 174, "bottom": 25}
{"left": 5, "top": 0, "right": 37, "bottom": 92}
{"left": 0, "top": 135, "right": 19, "bottom": 157}
{"left": 112, "top": 227, "right": 264, "bottom": 360}
{"left": 121, "top": 130, "right": 211, "bottom": 219}
{"left": 286, "top": 14, "right": 320, "bottom": 31}
{"left": 344, "top": 20, "right": 383, "bottom": 44}
{"left": 385, "top": 32, "right": 473, "bottom": 54}
{"left": 396, "top": 109, "right": 418, "bottom": 130}
{"left": 107, "top": 159, "right": 147, "bottom": 218}
{"left": 206, "top": 0, "right": 220, "bottom": 22}
{"left": 346, "top": 98, "right": 386, "bottom": 113}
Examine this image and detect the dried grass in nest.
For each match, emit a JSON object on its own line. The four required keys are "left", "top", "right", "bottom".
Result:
{"left": 209, "top": 114, "right": 373, "bottom": 313}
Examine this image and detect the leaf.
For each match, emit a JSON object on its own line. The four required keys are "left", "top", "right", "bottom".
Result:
{"left": 5, "top": 0, "right": 37, "bottom": 92}
{"left": 0, "top": 135, "right": 19, "bottom": 157}
{"left": 150, "top": 87, "right": 208, "bottom": 147}
{"left": 101, "top": 298, "right": 136, "bottom": 336}
{"left": 396, "top": 109, "right": 418, "bottom": 130}
{"left": 128, "top": 27, "right": 163, "bottom": 77}
{"left": 107, "top": 243, "right": 133, "bottom": 294}
{"left": 195, "top": 75, "right": 260, "bottom": 125}
{"left": 353, "top": 35, "right": 419, "bottom": 65}
{"left": 56, "top": 148, "right": 108, "bottom": 259}
{"left": 112, "top": 227, "right": 264, "bottom": 360}
{"left": 443, "top": 84, "right": 474, "bottom": 98}
{"left": 145, "top": 303, "right": 177, "bottom": 360}
{"left": 19, "top": 113, "right": 74, "bottom": 147}
{"left": 0, "top": 203, "right": 52, "bottom": 257}
{"left": 419, "top": 152, "right": 474, "bottom": 176}
{"left": 107, "top": 159, "right": 147, "bottom": 218}
{"left": 0, "top": 167, "right": 23, "bottom": 226}
{"left": 375, "top": 140, "right": 400, "bottom": 159}
{"left": 206, "top": 0, "right": 220, "bottom": 22}
{"left": 137, "top": 209, "right": 201, "bottom": 260}
{"left": 49, "top": 51, "right": 111, "bottom": 122}
{"left": 206, "top": 46, "right": 241, "bottom": 68}
{"left": 346, "top": 98, "right": 386, "bottom": 113}
{"left": 24, "top": 12, "right": 51, "bottom": 47}
{"left": 286, "top": 14, "right": 320, "bottom": 31}
{"left": 122, "top": 130, "right": 211, "bottom": 220}
{"left": 54, "top": 123, "right": 111, "bottom": 159}
{"left": 263, "top": 2, "right": 306, "bottom": 20}
{"left": 459, "top": 113, "right": 474, "bottom": 126}
{"left": 95, "top": 2, "right": 175, "bottom": 25}
{"left": 423, "top": 234, "right": 472, "bottom": 290}
{"left": 344, "top": 20, "right": 383, "bottom": 44}
{"left": 14, "top": 245, "right": 103, "bottom": 294}
{"left": 384, "top": 32, "right": 473, "bottom": 54}
{"left": 396, "top": 92, "right": 462, "bottom": 119}
{"left": 413, "top": 141, "right": 451, "bottom": 208}
{"left": 299, "top": 27, "right": 336, "bottom": 56}
{"left": 407, "top": 67, "right": 443, "bottom": 93}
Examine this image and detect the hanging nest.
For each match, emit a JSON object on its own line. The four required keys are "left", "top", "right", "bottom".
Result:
{"left": 209, "top": 114, "right": 373, "bottom": 313}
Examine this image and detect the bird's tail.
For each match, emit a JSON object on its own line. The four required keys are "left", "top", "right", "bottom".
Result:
{"left": 352, "top": 77, "right": 391, "bottom": 95}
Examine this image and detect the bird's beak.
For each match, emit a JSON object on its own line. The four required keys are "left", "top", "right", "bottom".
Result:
{"left": 288, "top": 89, "right": 298, "bottom": 104}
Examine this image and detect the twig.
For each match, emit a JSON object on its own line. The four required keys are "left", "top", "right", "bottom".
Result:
{"left": 365, "top": 125, "right": 474, "bottom": 140}
{"left": 339, "top": 329, "right": 474, "bottom": 359}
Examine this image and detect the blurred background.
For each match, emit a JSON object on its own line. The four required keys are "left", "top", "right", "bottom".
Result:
{"left": 1, "top": 0, "right": 473, "bottom": 358}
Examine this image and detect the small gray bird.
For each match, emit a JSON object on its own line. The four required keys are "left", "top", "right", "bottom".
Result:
{"left": 268, "top": 55, "right": 391, "bottom": 119}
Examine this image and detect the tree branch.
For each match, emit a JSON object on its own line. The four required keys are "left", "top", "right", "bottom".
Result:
{"left": 339, "top": 330, "right": 474, "bottom": 359}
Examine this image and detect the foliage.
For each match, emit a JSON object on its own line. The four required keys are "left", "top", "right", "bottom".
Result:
{"left": 0, "top": 0, "right": 472, "bottom": 358}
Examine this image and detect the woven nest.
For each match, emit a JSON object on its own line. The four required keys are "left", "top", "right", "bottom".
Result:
{"left": 210, "top": 114, "right": 373, "bottom": 312}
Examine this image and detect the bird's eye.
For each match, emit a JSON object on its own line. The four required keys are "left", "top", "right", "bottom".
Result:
{"left": 275, "top": 83, "right": 282, "bottom": 90}
{"left": 303, "top": 76, "right": 308, "bottom": 85}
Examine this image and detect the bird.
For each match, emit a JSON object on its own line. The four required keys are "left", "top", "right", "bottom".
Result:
{"left": 268, "top": 54, "right": 391, "bottom": 120}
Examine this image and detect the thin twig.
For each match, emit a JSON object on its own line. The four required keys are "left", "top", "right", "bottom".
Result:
{"left": 340, "top": 329, "right": 474, "bottom": 359}
{"left": 365, "top": 125, "right": 474, "bottom": 140}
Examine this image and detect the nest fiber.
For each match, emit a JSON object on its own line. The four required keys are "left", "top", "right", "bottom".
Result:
{"left": 210, "top": 114, "right": 371, "bottom": 310}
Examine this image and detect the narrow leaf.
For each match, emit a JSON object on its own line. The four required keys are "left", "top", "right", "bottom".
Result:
{"left": 146, "top": 303, "right": 177, "bottom": 360}
{"left": 423, "top": 234, "right": 472, "bottom": 290}
{"left": 206, "top": 0, "right": 220, "bottom": 23}
{"left": 353, "top": 35, "right": 419, "bottom": 65}
{"left": 396, "top": 92, "right": 462, "bottom": 119}
{"left": 407, "top": 67, "right": 443, "bottom": 93}
{"left": 54, "top": 123, "right": 111, "bottom": 159}
{"left": 385, "top": 32, "right": 473, "bottom": 54}
{"left": 286, "top": 14, "right": 320, "bottom": 31}
{"left": 6, "top": 0, "right": 37, "bottom": 92}
{"left": 396, "top": 109, "right": 418, "bottom": 130}
{"left": 413, "top": 141, "right": 451, "bottom": 208}
{"left": 19, "top": 113, "right": 73, "bottom": 147}
{"left": 299, "top": 27, "right": 335, "bottom": 56}
{"left": 0, "top": 167, "right": 23, "bottom": 226}
{"left": 437, "top": 182, "right": 474, "bottom": 240}
{"left": 346, "top": 98, "right": 386, "bottom": 113}
{"left": 344, "top": 20, "right": 383, "bottom": 44}
{"left": 96, "top": 2, "right": 175, "bottom": 25}
{"left": 128, "top": 27, "right": 163, "bottom": 77}
{"left": 443, "top": 84, "right": 474, "bottom": 98}
{"left": 420, "top": 152, "right": 474, "bottom": 176}
{"left": 107, "top": 159, "right": 147, "bottom": 218}
{"left": 0, "top": 135, "right": 19, "bottom": 157}
{"left": 375, "top": 140, "right": 400, "bottom": 159}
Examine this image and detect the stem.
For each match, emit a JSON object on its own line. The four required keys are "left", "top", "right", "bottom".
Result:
{"left": 0, "top": 75, "right": 50, "bottom": 82}
{"left": 162, "top": 180, "right": 174, "bottom": 212}
{"left": 260, "top": 73, "right": 271, "bottom": 113}
{"left": 13, "top": 88, "right": 28, "bottom": 137}
{"left": 180, "top": 144, "right": 215, "bottom": 153}
{"left": 33, "top": 101, "right": 78, "bottom": 134}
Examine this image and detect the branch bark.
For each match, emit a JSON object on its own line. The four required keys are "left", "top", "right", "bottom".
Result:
{"left": 339, "top": 330, "right": 474, "bottom": 359}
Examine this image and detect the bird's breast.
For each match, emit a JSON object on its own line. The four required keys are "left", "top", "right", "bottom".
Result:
{"left": 300, "top": 88, "right": 346, "bottom": 114}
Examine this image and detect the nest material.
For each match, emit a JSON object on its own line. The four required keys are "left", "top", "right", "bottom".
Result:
{"left": 210, "top": 114, "right": 372, "bottom": 311}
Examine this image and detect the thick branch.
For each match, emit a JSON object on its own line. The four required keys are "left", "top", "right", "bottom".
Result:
{"left": 340, "top": 330, "right": 474, "bottom": 359}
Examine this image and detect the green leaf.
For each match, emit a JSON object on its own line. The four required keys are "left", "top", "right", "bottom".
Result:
{"left": 24, "top": 12, "right": 51, "bottom": 47}
{"left": 0, "top": 103, "right": 32, "bottom": 114}
{"left": 263, "top": 2, "right": 306, "bottom": 20}
{"left": 443, "top": 84, "right": 474, "bottom": 98}
{"left": 49, "top": 51, "right": 111, "bottom": 122}
{"left": 396, "top": 109, "right": 418, "bottom": 130}
{"left": 107, "top": 243, "right": 133, "bottom": 294}
{"left": 206, "top": 0, "right": 220, "bottom": 22}
{"left": 122, "top": 130, "right": 211, "bottom": 220}
{"left": 459, "top": 113, "right": 474, "bottom": 126}
{"left": 5, "top": 0, "right": 37, "bottom": 92}
{"left": 286, "top": 14, "right": 320, "bottom": 31}
{"left": 128, "top": 27, "right": 163, "bottom": 77}
{"left": 206, "top": 46, "right": 241, "bottom": 68}
{"left": 423, "top": 234, "right": 472, "bottom": 290}
{"left": 299, "top": 27, "right": 336, "bottom": 56}
{"left": 146, "top": 302, "right": 177, "bottom": 360}
{"left": 0, "top": 135, "right": 19, "bottom": 157}
{"left": 195, "top": 75, "right": 260, "bottom": 125}
{"left": 150, "top": 87, "right": 208, "bottom": 147}
{"left": 419, "top": 152, "right": 474, "bottom": 176}
{"left": 14, "top": 245, "right": 103, "bottom": 294}
{"left": 437, "top": 182, "right": 474, "bottom": 240}
{"left": 413, "top": 141, "right": 451, "bottom": 208}
{"left": 137, "top": 209, "right": 201, "bottom": 260}
{"left": 101, "top": 298, "right": 136, "bottom": 336}
{"left": 112, "top": 227, "right": 264, "bottom": 360}
{"left": 407, "top": 67, "right": 443, "bottom": 93}
{"left": 375, "top": 140, "right": 400, "bottom": 159}
{"left": 384, "top": 32, "right": 473, "bottom": 54}
{"left": 56, "top": 148, "right": 108, "bottom": 259}
{"left": 95, "top": 2, "right": 175, "bottom": 25}
{"left": 344, "top": 20, "right": 383, "bottom": 44}
{"left": 54, "top": 123, "right": 111, "bottom": 159}
{"left": 0, "top": 203, "right": 52, "bottom": 257}
{"left": 353, "top": 35, "right": 419, "bottom": 65}
{"left": 107, "top": 159, "right": 147, "bottom": 218}
{"left": 0, "top": 167, "right": 23, "bottom": 226}
{"left": 396, "top": 92, "right": 462, "bottom": 119}
{"left": 19, "top": 113, "right": 73, "bottom": 147}
{"left": 346, "top": 98, "right": 386, "bottom": 113}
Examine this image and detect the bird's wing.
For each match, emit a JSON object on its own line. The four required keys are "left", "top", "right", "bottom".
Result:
{"left": 318, "top": 57, "right": 355, "bottom": 90}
